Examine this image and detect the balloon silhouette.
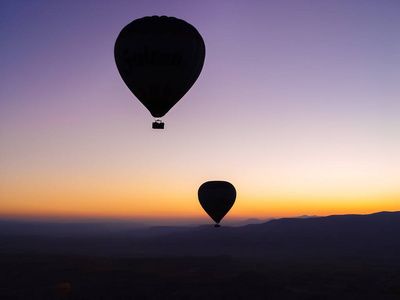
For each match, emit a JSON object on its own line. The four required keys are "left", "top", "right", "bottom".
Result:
{"left": 198, "top": 181, "right": 236, "bottom": 227}
{"left": 114, "top": 15, "right": 206, "bottom": 129}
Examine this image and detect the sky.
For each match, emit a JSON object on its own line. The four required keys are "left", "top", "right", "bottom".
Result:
{"left": 1, "top": 0, "right": 399, "bottom": 225}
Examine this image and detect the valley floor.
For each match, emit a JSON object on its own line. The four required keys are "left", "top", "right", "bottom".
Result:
{"left": 1, "top": 253, "right": 400, "bottom": 299}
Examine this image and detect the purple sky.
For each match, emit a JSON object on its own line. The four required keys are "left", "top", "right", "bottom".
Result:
{"left": 1, "top": 1, "right": 399, "bottom": 223}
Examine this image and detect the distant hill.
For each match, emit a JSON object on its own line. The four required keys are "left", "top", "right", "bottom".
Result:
{"left": 1, "top": 211, "right": 399, "bottom": 260}
{"left": 123, "top": 211, "right": 400, "bottom": 258}
{"left": 0, "top": 220, "right": 148, "bottom": 237}
{"left": 223, "top": 217, "right": 274, "bottom": 227}
{"left": 294, "top": 215, "right": 319, "bottom": 219}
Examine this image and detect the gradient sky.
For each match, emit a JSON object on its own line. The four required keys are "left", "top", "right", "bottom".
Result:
{"left": 1, "top": 0, "right": 399, "bottom": 224}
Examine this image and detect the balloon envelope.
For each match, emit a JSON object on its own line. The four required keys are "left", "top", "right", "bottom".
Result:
{"left": 198, "top": 181, "right": 236, "bottom": 224}
{"left": 114, "top": 15, "right": 205, "bottom": 118}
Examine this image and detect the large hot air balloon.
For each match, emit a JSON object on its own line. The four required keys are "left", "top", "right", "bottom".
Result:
{"left": 198, "top": 181, "right": 236, "bottom": 227}
{"left": 114, "top": 16, "right": 206, "bottom": 129}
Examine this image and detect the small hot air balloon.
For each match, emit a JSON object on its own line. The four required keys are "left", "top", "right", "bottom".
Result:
{"left": 198, "top": 181, "right": 236, "bottom": 227}
{"left": 114, "top": 16, "right": 206, "bottom": 129}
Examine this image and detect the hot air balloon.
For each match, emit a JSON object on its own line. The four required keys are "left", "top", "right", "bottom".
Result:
{"left": 198, "top": 181, "right": 236, "bottom": 227}
{"left": 114, "top": 16, "right": 206, "bottom": 129}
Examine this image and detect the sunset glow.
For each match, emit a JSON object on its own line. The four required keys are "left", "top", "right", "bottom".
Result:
{"left": 1, "top": 1, "right": 399, "bottom": 224}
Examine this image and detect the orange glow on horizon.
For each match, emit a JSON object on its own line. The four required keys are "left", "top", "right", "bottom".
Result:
{"left": 1, "top": 192, "right": 399, "bottom": 222}
{"left": 1, "top": 168, "right": 399, "bottom": 222}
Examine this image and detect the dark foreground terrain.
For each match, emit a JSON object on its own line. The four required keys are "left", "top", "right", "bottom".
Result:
{"left": 1, "top": 211, "right": 400, "bottom": 299}
{"left": 1, "top": 254, "right": 400, "bottom": 299}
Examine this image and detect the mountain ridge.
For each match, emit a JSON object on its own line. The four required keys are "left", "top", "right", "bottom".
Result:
{"left": 126, "top": 211, "right": 400, "bottom": 258}
{"left": 1, "top": 211, "right": 399, "bottom": 260}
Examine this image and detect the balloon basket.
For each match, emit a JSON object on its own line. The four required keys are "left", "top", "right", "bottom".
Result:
{"left": 152, "top": 120, "right": 164, "bottom": 129}
{"left": 214, "top": 224, "right": 221, "bottom": 228}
